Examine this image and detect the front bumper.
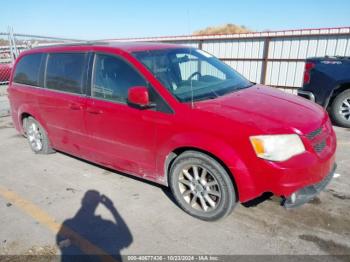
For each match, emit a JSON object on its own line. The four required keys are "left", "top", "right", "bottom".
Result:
{"left": 282, "top": 163, "right": 336, "bottom": 208}
{"left": 297, "top": 89, "right": 315, "bottom": 102}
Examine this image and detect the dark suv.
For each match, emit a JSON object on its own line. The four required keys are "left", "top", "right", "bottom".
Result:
{"left": 298, "top": 56, "right": 350, "bottom": 128}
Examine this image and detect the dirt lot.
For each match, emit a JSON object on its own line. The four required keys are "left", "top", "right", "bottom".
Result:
{"left": 0, "top": 115, "right": 349, "bottom": 259}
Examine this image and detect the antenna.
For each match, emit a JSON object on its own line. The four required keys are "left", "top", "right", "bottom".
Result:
{"left": 187, "top": 9, "right": 194, "bottom": 109}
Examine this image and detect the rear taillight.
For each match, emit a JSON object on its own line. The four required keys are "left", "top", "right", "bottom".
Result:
{"left": 303, "top": 62, "right": 315, "bottom": 85}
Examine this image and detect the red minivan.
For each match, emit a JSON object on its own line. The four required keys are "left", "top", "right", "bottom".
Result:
{"left": 8, "top": 42, "right": 337, "bottom": 221}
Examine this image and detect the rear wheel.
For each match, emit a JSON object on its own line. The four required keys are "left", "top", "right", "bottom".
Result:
{"left": 24, "top": 117, "right": 55, "bottom": 154}
{"left": 169, "top": 151, "right": 236, "bottom": 221}
{"left": 330, "top": 89, "right": 350, "bottom": 128}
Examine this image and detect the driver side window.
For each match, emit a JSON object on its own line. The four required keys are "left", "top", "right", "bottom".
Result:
{"left": 92, "top": 54, "right": 146, "bottom": 103}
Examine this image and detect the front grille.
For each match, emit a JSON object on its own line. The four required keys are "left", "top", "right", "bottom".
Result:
{"left": 314, "top": 139, "right": 327, "bottom": 153}
{"left": 306, "top": 126, "right": 327, "bottom": 154}
{"left": 306, "top": 127, "right": 323, "bottom": 140}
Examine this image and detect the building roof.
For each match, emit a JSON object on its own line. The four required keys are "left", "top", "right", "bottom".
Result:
{"left": 32, "top": 41, "right": 183, "bottom": 53}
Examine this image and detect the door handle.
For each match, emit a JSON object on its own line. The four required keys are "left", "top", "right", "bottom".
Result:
{"left": 69, "top": 103, "right": 83, "bottom": 110}
{"left": 87, "top": 108, "right": 103, "bottom": 115}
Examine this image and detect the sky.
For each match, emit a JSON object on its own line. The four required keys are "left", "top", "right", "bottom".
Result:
{"left": 1, "top": 0, "right": 350, "bottom": 40}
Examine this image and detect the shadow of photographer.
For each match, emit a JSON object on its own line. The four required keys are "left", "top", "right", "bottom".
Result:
{"left": 56, "top": 190, "right": 133, "bottom": 261}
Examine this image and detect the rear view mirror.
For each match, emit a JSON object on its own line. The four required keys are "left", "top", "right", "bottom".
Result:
{"left": 127, "top": 86, "right": 155, "bottom": 109}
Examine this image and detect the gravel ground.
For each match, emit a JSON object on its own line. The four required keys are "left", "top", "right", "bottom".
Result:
{"left": 0, "top": 85, "right": 9, "bottom": 117}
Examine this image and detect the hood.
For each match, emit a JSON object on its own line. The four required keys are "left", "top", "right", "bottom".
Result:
{"left": 194, "top": 85, "right": 327, "bottom": 135}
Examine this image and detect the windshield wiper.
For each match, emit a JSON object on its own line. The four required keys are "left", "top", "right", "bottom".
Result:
{"left": 193, "top": 95, "right": 218, "bottom": 101}
{"left": 219, "top": 82, "right": 255, "bottom": 96}
{"left": 246, "top": 82, "right": 256, "bottom": 88}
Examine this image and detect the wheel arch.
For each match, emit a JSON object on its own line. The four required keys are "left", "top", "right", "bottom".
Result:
{"left": 19, "top": 112, "right": 33, "bottom": 135}
{"left": 157, "top": 132, "right": 257, "bottom": 202}
{"left": 17, "top": 104, "right": 48, "bottom": 135}
{"left": 327, "top": 82, "right": 350, "bottom": 108}
{"left": 165, "top": 146, "right": 240, "bottom": 201}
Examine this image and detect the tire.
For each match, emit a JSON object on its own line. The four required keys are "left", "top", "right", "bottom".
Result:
{"left": 24, "top": 117, "right": 55, "bottom": 154}
{"left": 169, "top": 151, "right": 236, "bottom": 221}
{"left": 330, "top": 89, "right": 350, "bottom": 128}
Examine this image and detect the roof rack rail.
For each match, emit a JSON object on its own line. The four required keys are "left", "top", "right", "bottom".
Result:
{"left": 31, "top": 41, "right": 112, "bottom": 49}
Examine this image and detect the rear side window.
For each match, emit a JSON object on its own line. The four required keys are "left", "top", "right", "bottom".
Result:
{"left": 13, "top": 53, "right": 43, "bottom": 86}
{"left": 92, "top": 54, "right": 146, "bottom": 103}
{"left": 45, "top": 53, "right": 86, "bottom": 94}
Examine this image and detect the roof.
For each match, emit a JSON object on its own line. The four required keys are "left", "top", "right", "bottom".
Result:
{"left": 31, "top": 41, "right": 184, "bottom": 53}
{"left": 104, "top": 41, "right": 183, "bottom": 52}
{"left": 102, "top": 26, "right": 350, "bottom": 41}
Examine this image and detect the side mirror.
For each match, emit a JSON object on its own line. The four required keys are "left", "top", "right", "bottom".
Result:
{"left": 127, "top": 86, "right": 155, "bottom": 109}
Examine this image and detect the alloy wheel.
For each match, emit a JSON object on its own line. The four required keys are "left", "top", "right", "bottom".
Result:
{"left": 339, "top": 97, "right": 350, "bottom": 121}
{"left": 178, "top": 165, "right": 222, "bottom": 212}
{"left": 27, "top": 122, "right": 43, "bottom": 152}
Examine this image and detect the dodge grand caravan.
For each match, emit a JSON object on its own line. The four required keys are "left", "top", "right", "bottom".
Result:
{"left": 8, "top": 42, "right": 337, "bottom": 221}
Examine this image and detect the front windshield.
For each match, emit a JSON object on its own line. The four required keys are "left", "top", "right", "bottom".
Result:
{"left": 133, "top": 48, "right": 253, "bottom": 102}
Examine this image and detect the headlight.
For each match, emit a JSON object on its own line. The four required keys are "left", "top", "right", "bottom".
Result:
{"left": 250, "top": 134, "right": 305, "bottom": 162}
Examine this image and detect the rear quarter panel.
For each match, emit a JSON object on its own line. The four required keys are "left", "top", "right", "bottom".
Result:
{"left": 8, "top": 84, "right": 48, "bottom": 134}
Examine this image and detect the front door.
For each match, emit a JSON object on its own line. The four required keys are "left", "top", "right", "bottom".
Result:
{"left": 84, "top": 53, "right": 167, "bottom": 179}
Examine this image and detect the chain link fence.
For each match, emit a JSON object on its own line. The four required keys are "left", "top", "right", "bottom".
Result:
{"left": 0, "top": 30, "right": 82, "bottom": 91}
{"left": 0, "top": 33, "right": 12, "bottom": 87}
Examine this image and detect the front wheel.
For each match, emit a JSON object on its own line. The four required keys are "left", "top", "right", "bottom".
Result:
{"left": 330, "top": 89, "right": 350, "bottom": 128}
{"left": 169, "top": 151, "right": 236, "bottom": 221}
